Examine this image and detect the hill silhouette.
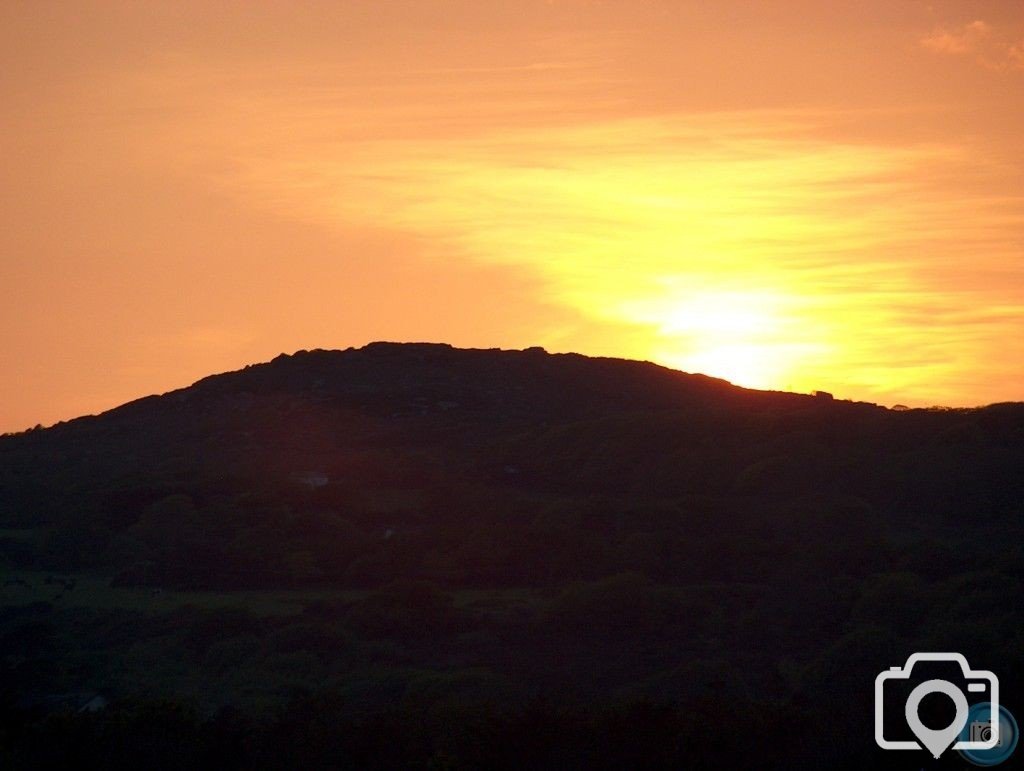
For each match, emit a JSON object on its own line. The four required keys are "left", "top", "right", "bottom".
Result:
{"left": 2, "top": 343, "right": 1023, "bottom": 768}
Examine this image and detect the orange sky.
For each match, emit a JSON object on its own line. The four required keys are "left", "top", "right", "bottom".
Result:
{"left": 2, "top": 1, "right": 1023, "bottom": 431}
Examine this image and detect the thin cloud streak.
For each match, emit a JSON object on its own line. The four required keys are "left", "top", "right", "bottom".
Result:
{"left": 921, "top": 18, "right": 1024, "bottom": 71}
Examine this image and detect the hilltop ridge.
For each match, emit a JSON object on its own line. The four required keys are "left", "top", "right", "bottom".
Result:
{"left": 17, "top": 341, "right": 839, "bottom": 438}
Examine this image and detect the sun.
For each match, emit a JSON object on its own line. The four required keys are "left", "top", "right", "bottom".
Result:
{"left": 638, "top": 289, "right": 822, "bottom": 391}
{"left": 674, "top": 343, "right": 782, "bottom": 390}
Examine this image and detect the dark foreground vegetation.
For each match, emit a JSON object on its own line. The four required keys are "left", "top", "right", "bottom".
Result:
{"left": 2, "top": 343, "right": 1022, "bottom": 768}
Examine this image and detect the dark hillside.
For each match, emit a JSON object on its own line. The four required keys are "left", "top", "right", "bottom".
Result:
{"left": 1, "top": 343, "right": 1022, "bottom": 768}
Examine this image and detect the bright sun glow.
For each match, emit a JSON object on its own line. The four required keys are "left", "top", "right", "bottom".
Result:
{"left": 627, "top": 290, "right": 825, "bottom": 390}
{"left": 224, "top": 114, "right": 951, "bottom": 398}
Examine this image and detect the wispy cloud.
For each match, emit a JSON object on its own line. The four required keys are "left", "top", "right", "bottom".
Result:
{"left": 920, "top": 20, "right": 990, "bottom": 55}
{"left": 921, "top": 19, "right": 1024, "bottom": 71}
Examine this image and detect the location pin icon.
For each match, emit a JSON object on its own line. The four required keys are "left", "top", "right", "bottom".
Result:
{"left": 905, "top": 679, "right": 969, "bottom": 758}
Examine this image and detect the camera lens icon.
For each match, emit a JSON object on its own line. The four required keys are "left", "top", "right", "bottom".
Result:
{"left": 875, "top": 653, "right": 1000, "bottom": 759}
{"left": 972, "top": 721, "right": 996, "bottom": 744}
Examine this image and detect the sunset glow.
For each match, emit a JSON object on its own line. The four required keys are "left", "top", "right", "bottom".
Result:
{"left": 2, "top": 1, "right": 1023, "bottom": 430}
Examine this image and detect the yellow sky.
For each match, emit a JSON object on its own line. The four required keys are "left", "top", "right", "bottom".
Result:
{"left": 2, "top": 1, "right": 1023, "bottom": 431}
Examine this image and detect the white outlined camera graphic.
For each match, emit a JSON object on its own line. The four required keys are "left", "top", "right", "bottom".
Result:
{"left": 875, "top": 653, "right": 999, "bottom": 758}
